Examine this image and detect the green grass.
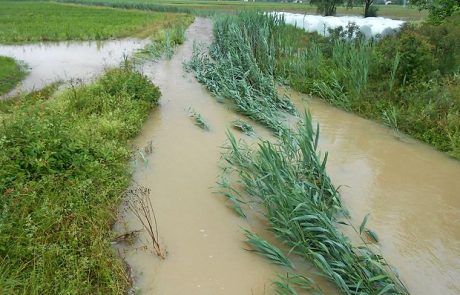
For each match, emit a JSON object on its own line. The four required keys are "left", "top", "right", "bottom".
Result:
{"left": 0, "top": 1, "right": 193, "bottom": 43}
{"left": 0, "top": 65, "right": 161, "bottom": 294}
{"left": 56, "top": 0, "right": 427, "bottom": 20}
{"left": 0, "top": 56, "right": 26, "bottom": 95}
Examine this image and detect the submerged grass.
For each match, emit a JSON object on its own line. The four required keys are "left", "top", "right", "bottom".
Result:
{"left": 232, "top": 119, "right": 255, "bottom": 136}
{"left": 188, "top": 107, "right": 210, "bottom": 130}
{"left": 0, "top": 65, "right": 160, "bottom": 294}
{"left": 0, "top": 56, "right": 26, "bottom": 95}
{"left": 188, "top": 12, "right": 409, "bottom": 294}
{"left": 222, "top": 116, "right": 409, "bottom": 294}
{"left": 0, "top": 1, "right": 192, "bottom": 43}
{"left": 136, "top": 23, "right": 190, "bottom": 61}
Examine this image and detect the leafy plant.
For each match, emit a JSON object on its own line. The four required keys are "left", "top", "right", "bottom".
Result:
{"left": 244, "top": 230, "right": 293, "bottom": 269}
{"left": 188, "top": 107, "right": 210, "bottom": 130}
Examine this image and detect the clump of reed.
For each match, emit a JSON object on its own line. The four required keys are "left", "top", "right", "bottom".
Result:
{"left": 188, "top": 11, "right": 409, "bottom": 294}
{"left": 136, "top": 26, "right": 188, "bottom": 61}
{"left": 185, "top": 12, "right": 296, "bottom": 134}
{"left": 220, "top": 112, "right": 409, "bottom": 294}
{"left": 273, "top": 273, "right": 323, "bottom": 295}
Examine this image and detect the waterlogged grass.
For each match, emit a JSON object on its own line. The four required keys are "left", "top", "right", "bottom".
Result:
{"left": 188, "top": 12, "right": 409, "bottom": 294}
{"left": 0, "top": 66, "right": 160, "bottom": 294}
{"left": 232, "top": 119, "right": 255, "bottom": 136}
{"left": 0, "top": 56, "right": 26, "bottom": 95}
{"left": 0, "top": 1, "right": 192, "bottom": 43}
{"left": 188, "top": 107, "right": 210, "bottom": 130}
{"left": 186, "top": 15, "right": 296, "bottom": 133}
{"left": 222, "top": 117, "right": 409, "bottom": 294}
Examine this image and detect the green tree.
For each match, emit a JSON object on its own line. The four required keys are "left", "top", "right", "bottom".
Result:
{"left": 412, "top": 0, "right": 460, "bottom": 23}
{"left": 346, "top": 0, "right": 378, "bottom": 17}
{"left": 311, "top": 0, "right": 343, "bottom": 15}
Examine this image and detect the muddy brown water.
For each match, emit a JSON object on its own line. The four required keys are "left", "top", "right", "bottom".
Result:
{"left": 112, "top": 18, "right": 460, "bottom": 295}
{"left": 0, "top": 38, "right": 148, "bottom": 96}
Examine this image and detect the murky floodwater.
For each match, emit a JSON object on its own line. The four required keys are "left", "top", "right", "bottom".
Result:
{"left": 285, "top": 90, "right": 460, "bottom": 295}
{"left": 114, "top": 18, "right": 283, "bottom": 295}
{"left": 114, "top": 18, "right": 460, "bottom": 295}
{"left": 0, "top": 39, "right": 148, "bottom": 95}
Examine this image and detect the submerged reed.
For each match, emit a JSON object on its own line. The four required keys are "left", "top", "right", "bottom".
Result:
{"left": 221, "top": 113, "right": 409, "bottom": 294}
{"left": 188, "top": 107, "right": 210, "bottom": 130}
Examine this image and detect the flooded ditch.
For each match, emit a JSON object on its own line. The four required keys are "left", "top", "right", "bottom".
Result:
{"left": 117, "top": 18, "right": 459, "bottom": 294}
{"left": 3, "top": 17, "right": 458, "bottom": 295}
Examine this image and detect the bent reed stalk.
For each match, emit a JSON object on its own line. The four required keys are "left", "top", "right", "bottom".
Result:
{"left": 187, "top": 11, "right": 410, "bottom": 295}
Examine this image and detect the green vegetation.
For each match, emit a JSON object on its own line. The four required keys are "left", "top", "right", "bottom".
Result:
{"left": 223, "top": 117, "right": 408, "bottom": 294}
{"left": 191, "top": 9, "right": 459, "bottom": 159}
{"left": 188, "top": 12, "right": 409, "bottom": 294}
{"left": 57, "top": 0, "right": 427, "bottom": 20}
{"left": 0, "top": 56, "right": 26, "bottom": 95}
{"left": 0, "top": 1, "right": 192, "bottom": 43}
{"left": 0, "top": 66, "right": 160, "bottom": 294}
{"left": 136, "top": 23, "right": 189, "bottom": 61}
{"left": 278, "top": 14, "right": 460, "bottom": 159}
{"left": 232, "top": 119, "right": 255, "bottom": 136}
{"left": 188, "top": 107, "right": 210, "bottom": 130}
{"left": 244, "top": 230, "right": 293, "bottom": 269}
{"left": 411, "top": 0, "right": 459, "bottom": 23}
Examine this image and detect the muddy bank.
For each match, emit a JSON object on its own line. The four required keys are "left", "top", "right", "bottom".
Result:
{"left": 0, "top": 39, "right": 147, "bottom": 95}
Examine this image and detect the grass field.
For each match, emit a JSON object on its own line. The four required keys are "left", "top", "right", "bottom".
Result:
{"left": 0, "top": 1, "right": 193, "bottom": 43}
{"left": 57, "top": 0, "right": 427, "bottom": 20}
{"left": 0, "top": 65, "right": 160, "bottom": 294}
{"left": 0, "top": 56, "right": 26, "bottom": 95}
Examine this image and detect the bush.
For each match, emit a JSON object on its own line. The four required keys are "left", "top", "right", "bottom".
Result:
{"left": 397, "top": 31, "right": 435, "bottom": 83}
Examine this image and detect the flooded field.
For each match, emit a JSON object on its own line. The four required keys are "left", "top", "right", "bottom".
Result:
{"left": 111, "top": 18, "right": 460, "bottom": 294}
{"left": 0, "top": 39, "right": 147, "bottom": 94}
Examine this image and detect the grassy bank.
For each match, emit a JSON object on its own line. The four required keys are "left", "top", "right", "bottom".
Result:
{"left": 0, "top": 1, "right": 193, "bottom": 43}
{"left": 56, "top": 0, "right": 427, "bottom": 20}
{"left": 0, "top": 56, "right": 26, "bottom": 95}
{"left": 188, "top": 12, "right": 409, "bottom": 294}
{"left": 276, "top": 13, "right": 460, "bottom": 159}
{"left": 0, "top": 66, "right": 160, "bottom": 294}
